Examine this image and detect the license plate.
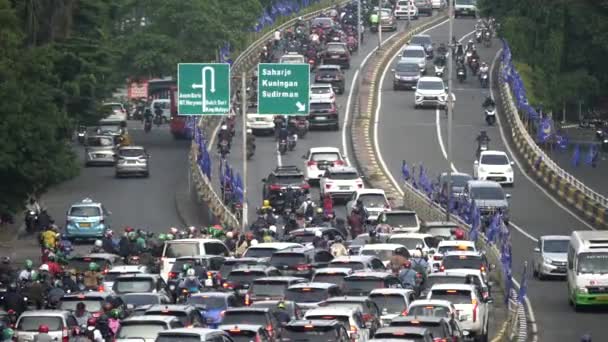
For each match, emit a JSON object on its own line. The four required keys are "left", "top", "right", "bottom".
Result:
{"left": 79, "top": 222, "right": 91, "bottom": 227}
{"left": 339, "top": 186, "right": 350, "bottom": 190}
{"left": 331, "top": 55, "right": 340, "bottom": 58}
{"left": 316, "top": 116, "right": 327, "bottom": 120}
{"left": 127, "top": 160, "right": 137, "bottom": 164}
{"left": 96, "top": 154, "right": 106, "bottom": 158}
{"left": 256, "top": 118, "right": 266, "bottom": 121}
{"left": 557, "top": 268, "right": 566, "bottom": 273}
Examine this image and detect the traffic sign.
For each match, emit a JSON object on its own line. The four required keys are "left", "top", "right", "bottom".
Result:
{"left": 177, "top": 63, "right": 230, "bottom": 115}
{"left": 257, "top": 63, "right": 310, "bottom": 115}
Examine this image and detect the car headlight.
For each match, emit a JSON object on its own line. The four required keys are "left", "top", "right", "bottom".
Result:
{"left": 478, "top": 166, "right": 486, "bottom": 173}
{"left": 506, "top": 166, "right": 513, "bottom": 173}
{"left": 544, "top": 258, "right": 553, "bottom": 265}
{"left": 577, "top": 286, "right": 588, "bottom": 294}
{"left": 415, "top": 95, "right": 423, "bottom": 101}
{"left": 419, "top": 61, "right": 425, "bottom": 67}
{"left": 438, "top": 95, "right": 447, "bottom": 101}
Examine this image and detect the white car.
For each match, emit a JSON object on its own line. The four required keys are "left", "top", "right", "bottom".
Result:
{"left": 369, "top": 288, "right": 415, "bottom": 326}
{"left": 304, "top": 147, "right": 346, "bottom": 181}
{"left": 320, "top": 166, "right": 364, "bottom": 200}
{"left": 426, "top": 284, "right": 491, "bottom": 340}
{"left": 104, "top": 265, "right": 149, "bottom": 290}
{"left": 414, "top": 76, "right": 447, "bottom": 108}
{"left": 473, "top": 150, "right": 515, "bottom": 185}
{"left": 359, "top": 244, "right": 410, "bottom": 267}
{"left": 394, "top": 0, "right": 419, "bottom": 19}
{"left": 404, "top": 299, "right": 458, "bottom": 320}
{"left": 346, "top": 188, "right": 392, "bottom": 222}
{"left": 303, "top": 307, "right": 370, "bottom": 342}
{"left": 532, "top": 235, "right": 569, "bottom": 279}
{"left": 431, "top": 0, "right": 446, "bottom": 9}
{"left": 310, "top": 83, "right": 336, "bottom": 103}
{"left": 246, "top": 113, "right": 275, "bottom": 135}
{"left": 103, "top": 102, "right": 127, "bottom": 122}
{"left": 432, "top": 240, "right": 477, "bottom": 271}
{"left": 388, "top": 233, "right": 437, "bottom": 259}
{"left": 279, "top": 52, "right": 306, "bottom": 64}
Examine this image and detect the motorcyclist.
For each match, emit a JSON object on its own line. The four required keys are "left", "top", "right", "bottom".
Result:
{"left": 476, "top": 130, "right": 490, "bottom": 145}
{"left": 466, "top": 39, "right": 475, "bottom": 53}
{"left": 34, "top": 325, "right": 53, "bottom": 342}
{"left": 322, "top": 193, "right": 334, "bottom": 219}
{"left": 456, "top": 60, "right": 467, "bottom": 78}
{"left": 61, "top": 270, "right": 79, "bottom": 292}
{"left": 102, "top": 230, "right": 117, "bottom": 254}
{"left": 26, "top": 274, "right": 47, "bottom": 310}
{"left": 178, "top": 268, "right": 202, "bottom": 293}
{"left": 1, "top": 328, "right": 14, "bottom": 342}
{"left": 298, "top": 194, "right": 316, "bottom": 218}
{"left": 0, "top": 257, "right": 15, "bottom": 284}
{"left": 84, "top": 262, "right": 102, "bottom": 290}
{"left": 479, "top": 61, "right": 489, "bottom": 74}
{"left": 398, "top": 261, "right": 418, "bottom": 289}
{"left": 3, "top": 283, "right": 26, "bottom": 315}
{"left": 312, "top": 230, "right": 327, "bottom": 249}
{"left": 436, "top": 43, "right": 448, "bottom": 57}
{"left": 330, "top": 236, "right": 348, "bottom": 257}
{"left": 246, "top": 128, "right": 256, "bottom": 155}
{"left": 455, "top": 43, "right": 464, "bottom": 59}
{"left": 224, "top": 231, "right": 237, "bottom": 252}
{"left": 18, "top": 259, "right": 35, "bottom": 282}
{"left": 43, "top": 253, "right": 63, "bottom": 277}
{"left": 74, "top": 302, "right": 92, "bottom": 326}
{"left": 263, "top": 228, "right": 275, "bottom": 243}
{"left": 277, "top": 123, "right": 289, "bottom": 144}
{"left": 91, "top": 240, "right": 104, "bottom": 253}
{"left": 25, "top": 197, "right": 42, "bottom": 215}
{"left": 261, "top": 199, "right": 273, "bottom": 214}
{"left": 581, "top": 334, "right": 592, "bottom": 342}
{"left": 434, "top": 54, "right": 446, "bottom": 67}
{"left": 217, "top": 125, "right": 232, "bottom": 150}
{"left": 274, "top": 301, "right": 291, "bottom": 325}
{"left": 411, "top": 249, "right": 429, "bottom": 276}
{"left": 284, "top": 214, "right": 299, "bottom": 235}
{"left": 143, "top": 108, "right": 153, "bottom": 124}
{"left": 482, "top": 94, "right": 495, "bottom": 109}
{"left": 311, "top": 208, "right": 325, "bottom": 226}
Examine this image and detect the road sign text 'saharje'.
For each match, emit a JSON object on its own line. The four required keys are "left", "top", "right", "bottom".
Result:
{"left": 257, "top": 63, "right": 310, "bottom": 115}
{"left": 177, "top": 63, "right": 230, "bottom": 115}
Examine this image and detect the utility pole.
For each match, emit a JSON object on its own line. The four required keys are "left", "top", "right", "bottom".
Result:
{"left": 357, "top": 0, "right": 362, "bottom": 47}
{"left": 446, "top": 0, "right": 454, "bottom": 222}
{"left": 377, "top": 4, "right": 382, "bottom": 50}
{"left": 241, "top": 71, "right": 248, "bottom": 232}
{"left": 407, "top": 0, "right": 411, "bottom": 29}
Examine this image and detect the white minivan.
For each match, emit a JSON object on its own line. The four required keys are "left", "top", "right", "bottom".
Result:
{"left": 567, "top": 231, "right": 608, "bottom": 310}
{"left": 160, "top": 239, "right": 229, "bottom": 281}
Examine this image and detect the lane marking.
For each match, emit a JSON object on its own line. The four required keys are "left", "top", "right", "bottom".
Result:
{"left": 435, "top": 108, "right": 458, "bottom": 172}
{"left": 276, "top": 141, "right": 283, "bottom": 167}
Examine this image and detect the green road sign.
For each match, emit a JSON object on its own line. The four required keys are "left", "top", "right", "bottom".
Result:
{"left": 257, "top": 63, "right": 310, "bottom": 115}
{"left": 177, "top": 63, "right": 230, "bottom": 115}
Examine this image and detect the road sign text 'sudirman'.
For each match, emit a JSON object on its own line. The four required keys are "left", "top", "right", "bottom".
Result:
{"left": 178, "top": 63, "right": 230, "bottom": 115}
{"left": 257, "top": 63, "right": 310, "bottom": 115}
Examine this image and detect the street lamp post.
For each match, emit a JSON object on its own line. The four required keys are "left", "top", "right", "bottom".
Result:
{"left": 446, "top": 0, "right": 454, "bottom": 222}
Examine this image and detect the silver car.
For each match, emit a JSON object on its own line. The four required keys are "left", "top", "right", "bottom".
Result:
{"left": 85, "top": 135, "right": 117, "bottom": 166}
{"left": 533, "top": 235, "right": 569, "bottom": 279}
{"left": 115, "top": 146, "right": 149, "bottom": 177}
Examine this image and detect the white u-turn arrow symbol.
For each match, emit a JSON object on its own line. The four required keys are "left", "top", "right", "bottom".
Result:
{"left": 192, "top": 67, "right": 216, "bottom": 112}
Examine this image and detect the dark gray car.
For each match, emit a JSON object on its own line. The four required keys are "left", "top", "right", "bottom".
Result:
{"left": 392, "top": 62, "right": 421, "bottom": 90}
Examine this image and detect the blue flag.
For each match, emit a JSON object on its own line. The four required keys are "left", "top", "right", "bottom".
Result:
{"left": 518, "top": 262, "right": 528, "bottom": 303}
{"left": 571, "top": 144, "right": 581, "bottom": 167}
{"left": 402, "top": 160, "right": 411, "bottom": 181}
{"left": 556, "top": 133, "right": 568, "bottom": 150}
{"left": 585, "top": 144, "right": 597, "bottom": 166}
{"left": 537, "top": 116, "right": 552, "bottom": 143}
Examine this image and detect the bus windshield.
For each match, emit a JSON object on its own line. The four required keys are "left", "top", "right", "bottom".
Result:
{"left": 577, "top": 252, "right": 608, "bottom": 274}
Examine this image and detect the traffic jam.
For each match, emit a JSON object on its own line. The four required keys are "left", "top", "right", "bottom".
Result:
{"left": 2, "top": 1, "right": 497, "bottom": 342}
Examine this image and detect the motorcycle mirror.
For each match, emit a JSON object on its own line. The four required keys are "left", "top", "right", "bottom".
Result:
{"left": 506, "top": 193, "right": 512, "bottom": 199}
{"left": 262, "top": 178, "right": 267, "bottom": 182}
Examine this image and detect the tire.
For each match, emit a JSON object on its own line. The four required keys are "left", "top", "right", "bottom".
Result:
{"left": 393, "top": 85, "right": 398, "bottom": 91}
{"left": 333, "top": 123, "right": 339, "bottom": 131}
{"left": 144, "top": 171, "right": 150, "bottom": 178}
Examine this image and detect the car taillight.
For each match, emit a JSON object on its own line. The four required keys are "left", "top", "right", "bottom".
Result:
{"left": 223, "top": 282, "right": 234, "bottom": 289}
{"left": 362, "top": 313, "right": 372, "bottom": 322}
{"left": 169, "top": 272, "right": 178, "bottom": 279}
{"left": 433, "top": 338, "right": 448, "bottom": 342}
{"left": 245, "top": 293, "right": 251, "bottom": 306}
{"left": 207, "top": 271, "right": 213, "bottom": 279}
{"left": 296, "top": 264, "right": 312, "bottom": 271}
{"left": 269, "top": 184, "right": 282, "bottom": 190}
{"left": 333, "top": 160, "right": 344, "bottom": 166}
{"left": 439, "top": 265, "right": 445, "bottom": 272}
{"left": 62, "top": 327, "right": 69, "bottom": 342}
{"left": 98, "top": 285, "right": 105, "bottom": 292}
{"left": 401, "top": 310, "right": 408, "bottom": 316}
{"left": 472, "top": 302, "right": 478, "bottom": 322}
{"left": 480, "top": 266, "right": 486, "bottom": 272}
{"left": 307, "top": 161, "right": 317, "bottom": 166}
{"left": 325, "top": 183, "right": 332, "bottom": 189}
{"left": 434, "top": 255, "right": 443, "bottom": 260}
{"left": 357, "top": 182, "right": 363, "bottom": 188}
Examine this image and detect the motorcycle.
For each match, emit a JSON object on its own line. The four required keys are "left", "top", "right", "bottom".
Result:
{"left": 434, "top": 64, "right": 445, "bottom": 77}
{"left": 477, "top": 140, "right": 489, "bottom": 158}
{"left": 425, "top": 45, "right": 434, "bottom": 60}
{"left": 219, "top": 140, "right": 230, "bottom": 159}
{"left": 144, "top": 119, "right": 152, "bottom": 133}
{"left": 247, "top": 144, "right": 255, "bottom": 160}
{"left": 485, "top": 106, "right": 497, "bottom": 126}
{"left": 479, "top": 70, "right": 489, "bottom": 88}
{"left": 278, "top": 139, "right": 288, "bottom": 155}
{"left": 475, "top": 30, "right": 482, "bottom": 43}
{"left": 25, "top": 210, "right": 38, "bottom": 233}
{"left": 346, "top": 35, "right": 358, "bottom": 52}
{"left": 483, "top": 31, "right": 492, "bottom": 47}
{"left": 76, "top": 126, "right": 86, "bottom": 144}
{"left": 469, "top": 58, "right": 480, "bottom": 75}
{"left": 457, "top": 67, "right": 466, "bottom": 83}
{"left": 465, "top": 50, "right": 473, "bottom": 64}
{"left": 287, "top": 134, "right": 298, "bottom": 151}
{"left": 153, "top": 114, "right": 162, "bottom": 127}
{"left": 308, "top": 57, "right": 317, "bottom": 70}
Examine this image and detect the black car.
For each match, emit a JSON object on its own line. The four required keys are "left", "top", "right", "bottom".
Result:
{"left": 342, "top": 272, "right": 402, "bottom": 296}
{"left": 322, "top": 43, "right": 351, "bottom": 69}
{"left": 287, "top": 227, "right": 346, "bottom": 245}
{"left": 314, "top": 65, "right": 345, "bottom": 94}
{"left": 219, "top": 258, "right": 267, "bottom": 283}
{"left": 225, "top": 265, "right": 282, "bottom": 296}
{"left": 269, "top": 246, "right": 334, "bottom": 279}
{"left": 262, "top": 166, "right": 310, "bottom": 209}
{"left": 308, "top": 100, "right": 339, "bottom": 130}
{"left": 392, "top": 61, "right": 421, "bottom": 90}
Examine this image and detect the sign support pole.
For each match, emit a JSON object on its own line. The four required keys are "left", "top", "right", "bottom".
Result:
{"left": 377, "top": 5, "right": 382, "bottom": 51}
{"left": 446, "top": 0, "right": 454, "bottom": 222}
{"left": 241, "top": 71, "right": 248, "bottom": 233}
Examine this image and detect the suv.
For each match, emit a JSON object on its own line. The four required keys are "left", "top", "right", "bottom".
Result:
{"left": 285, "top": 283, "right": 343, "bottom": 310}
{"left": 279, "top": 52, "right": 306, "bottom": 64}
{"left": 225, "top": 265, "right": 282, "bottom": 295}
{"left": 454, "top": 0, "right": 477, "bottom": 18}
{"left": 464, "top": 180, "right": 511, "bottom": 224}
{"left": 409, "top": 34, "right": 433, "bottom": 59}
{"left": 160, "top": 238, "right": 229, "bottom": 281}
{"left": 115, "top": 145, "right": 149, "bottom": 178}
{"left": 473, "top": 150, "right": 515, "bottom": 185}
{"left": 369, "top": 288, "right": 416, "bottom": 325}
{"left": 414, "top": 0, "right": 433, "bottom": 16}
{"left": 420, "top": 221, "right": 460, "bottom": 239}
{"left": 262, "top": 166, "right": 310, "bottom": 207}
{"left": 248, "top": 276, "right": 307, "bottom": 303}
{"left": 414, "top": 76, "right": 447, "bottom": 108}
{"left": 377, "top": 210, "right": 421, "bottom": 233}
{"left": 394, "top": 0, "right": 418, "bottom": 19}
{"left": 85, "top": 134, "right": 118, "bottom": 167}
{"left": 65, "top": 198, "right": 110, "bottom": 240}
{"left": 374, "top": 326, "right": 436, "bottom": 341}
{"left": 220, "top": 325, "right": 272, "bottom": 342}
{"left": 144, "top": 305, "right": 206, "bottom": 327}
{"left": 283, "top": 320, "right": 351, "bottom": 342}
{"left": 328, "top": 256, "right": 386, "bottom": 272}
{"left": 401, "top": 46, "right": 427, "bottom": 73}
{"left": 322, "top": 43, "right": 351, "bottom": 69}
{"left": 15, "top": 310, "right": 77, "bottom": 342}
{"left": 320, "top": 166, "right": 364, "bottom": 200}
{"left": 439, "top": 251, "right": 491, "bottom": 275}
{"left": 221, "top": 308, "right": 282, "bottom": 340}
{"left": 156, "top": 328, "right": 233, "bottom": 342}
{"left": 314, "top": 65, "right": 345, "bottom": 94}
{"left": 310, "top": 83, "right": 336, "bottom": 103}
{"left": 390, "top": 314, "right": 463, "bottom": 341}
{"left": 318, "top": 296, "right": 382, "bottom": 335}
{"left": 392, "top": 61, "right": 422, "bottom": 90}
{"left": 304, "top": 147, "right": 346, "bottom": 181}
{"left": 308, "top": 100, "right": 340, "bottom": 130}
{"left": 116, "top": 315, "right": 184, "bottom": 342}
{"left": 303, "top": 307, "right": 370, "bottom": 342}
{"left": 533, "top": 235, "right": 569, "bottom": 279}
{"left": 269, "top": 247, "right": 334, "bottom": 278}
{"left": 346, "top": 189, "right": 391, "bottom": 222}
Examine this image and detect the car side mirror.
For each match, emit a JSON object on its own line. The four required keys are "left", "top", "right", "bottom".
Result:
{"left": 533, "top": 247, "right": 540, "bottom": 253}
{"left": 506, "top": 194, "right": 512, "bottom": 199}
{"left": 462, "top": 330, "right": 470, "bottom": 337}
{"left": 474, "top": 160, "right": 479, "bottom": 165}
{"left": 262, "top": 178, "right": 267, "bottom": 182}
{"left": 510, "top": 161, "right": 515, "bottom": 165}
{"left": 126, "top": 304, "right": 135, "bottom": 310}
{"left": 489, "top": 264, "right": 496, "bottom": 271}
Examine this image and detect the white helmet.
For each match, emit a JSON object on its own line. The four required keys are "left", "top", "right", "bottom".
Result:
{"left": 411, "top": 250, "right": 422, "bottom": 258}
{"left": 94, "top": 240, "right": 103, "bottom": 248}
{"left": 315, "top": 230, "right": 322, "bottom": 238}
{"left": 251, "top": 239, "right": 259, "bottom": 246}
{"left": 247, "top": 128, "right": 253, "bottom": 134}
{"left": 188, "top": 226, "right": 197, "bottom": 233}
{"left": 269, "top": 225, "right": 277, "bottom": 233}
{"left": 169, "top": 227, "right": 178, "bottom": 235}
{"left": 187, "top": 268, "right": 196, "bottom": 277}
{"left": 226, "top": 231, "right": 234, "bottom": 239}
{"left": 39, "top": 264, "right": 50, "bottom": 272}
{"left": 221, "top": 125, "right": 228, "bottom": 130}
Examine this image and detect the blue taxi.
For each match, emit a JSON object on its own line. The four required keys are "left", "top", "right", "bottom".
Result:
{"left": 65, "top": 198, "right": 110, "bottom": 239}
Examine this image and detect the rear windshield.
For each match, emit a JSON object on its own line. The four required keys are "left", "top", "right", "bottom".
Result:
{"left": 104, "top": 272, "right": 139, "bottom": 282}
{"left": 328, "top": 261, "right": 365, "bottom": 271}
{"left": 118, "top": 149, "right": 145, "bottom": 157}
{"left": 17, "top": 317, "right": 63, "bottom": 331}
{"left": 328, "top": 172, "right": 358, "bottom": 180}
{"left": 68, "top": 257, "right": 110, "bottom": 272}
{"left": 227, "top": 330, "right": 258, "bottom": 342}
{"left": 392, "top": 321, "right": 444, "bottom": 337}
{"left": 326, "top": 44, "right": 346, "bottom": 53}
{"left": 316, "top": 70, "right": 339, "bottom": 78}
{"left": 402, "top": 49, "right": 425, "bottom": 58}
{"left": 117, "top": 322, "right": 169, "bottom": 339}
{"left": 114, "top": 279, "right": 154, "bottom": 293}
{"left": 358, "top": 194, "right": 386, "bottom": 208}
{"left": 289, "top": 233, "right": 316, "bottom": 243}
{"left": 311, "top": 102, "right": 333, "bottom": 110}
{"left": 164, "top": 243, "right": 200, "bottom": 258}
{"left": 312, "top": 274, "right": 346, "bottom": 287}
{"left": 389, "top": 237, "right": 424, "bottom": 250}
{"left": 105, "top": 104, "right": 123, "bottom": 112}
{"left": 480, "top": 154, "right": 509, "bottom": 165}
{"left": 157, "top": 335, "right": 199, "bottom": 342}
{"left": 430, "top": 289, "right": 472, "bottom": 304}
{"left": 222, "top": 311, "right": 268, "bottom": 326}
{"left": 407, "top": 305, "right": 450, "bottom": 318}
{"left": 228, "top": 271, "right": 266, "bottom": 284}
{"left": 311, "top": 153, "right": 340, "bottom": 162}
{"left": 424, "top": 227, "right": 455, "bottom": 237}
{"left": 271, "top": 253, "right": 306, "bottom": 267}
{"left": 285, "top": 288, "right": 329, "bottom": 303}
{"left": 312, "top": 87, "right": 331, "bottom": 94}
{"left": 251, "top": 281, "right": 289, "bottom": 297}
{"left": 426, "top": 275, "right": 467, "bottom": 288}
{"left": 244, "top": 248, "right": 278, "bottom": 258}
{"left": 281, "top": 56, "right": 305, "bottom": 63}
{"left": 186, "top": 296, "right": 227, "bottom": 310}
{"left": 442, "top": 255, "right": 483, "bottom": 270}
{"left": 69, "top": 206, "right": 101, "bottom": 217}
{"left": 122, "top": 294, "right": 161, "bottom": 307}
{"left": 384, "top": 214, "right": 417, "bottom": 227}
{"left": 410, "top": 35, "right": 432, "bottom": 45}
{"left": 369, "top": 294, "right": 407, "bottom": 315}
{"left": 86, "top": 136, "right": 113, "bottom": 147}
{"left": 343, "top": 278, "right": 384, "bottom": 295}
{"left": 59, "top": 298, "right": 103, "bottom": 312}
{"left": 275, "top": 175, "right": 304, "bottom": 184}
{"left": 304, "top": 315, "right": 349, "bottom": 328}
{"left": 283, "top": 326, "right": 339, "bottom": 342}
{"left": 220, "top": 260, "right": 258, "bottom": 275}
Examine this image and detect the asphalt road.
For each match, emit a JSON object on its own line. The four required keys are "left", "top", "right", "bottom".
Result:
{"left": 376, "top": 18, "right": 608, "bottom": 342}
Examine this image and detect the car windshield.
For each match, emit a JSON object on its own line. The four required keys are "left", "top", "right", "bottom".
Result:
{"left": 481, "top": 154, "right": 509, "bottom": 165}
{"left": 442, "top": 255, "right": 483, "bottom": 270}
{"left": 186, "top": 296, "right": 227, "bottom": 309}
{"left": 17, "top": 317, "right": 63, "bottom": 331}
{"left": 381, "top": 10, "right": 391, "bottom": 17}
{"left": 285, "top": 288, "right": 329, "bottom": 303}
{"left": 395, "top": 63, "right": 419, "bottom": 73}
{"left": 438, "top": 245, "right": 475, "bottom": 254}
{"left": 311, "top": 153, "right": 341, "bottom": 162}
{"left": 244, "top": 247, "right": 278, "bottom": 258}
{"left": 441, "top": 174, "right": 472, "bottom": 188}
{"left": 361, "top": 249, "right": 394, "bottom": 261}
{"left": 105, "top": 104, "right": 123, "bottom": 112}
{"left": 311, "top": 102, "right": 333, "bottom": 110}
{"left": 117, "top": 322, "right": 168, "bottom": 339}
{"left": 251, "top": 281, "right": 289, "bottom": 297}
{"left": 59, "top": 299, "right": 103, "bottom": 312}
{"left": 122, "top": 294, "right": 161, "bottom": 307}
{"left": 577, "top": 252, "right": 608, "bottom": 274}
{"left": 164, "top": 243, "right": 200, "bottom": 258}
{"left": 369, "top": 294, "right": 406, "bottom": 314}
{"left": 289, "top": 232, "right": 316, "bottom": 243}
{"left": 114, "top": 279, "right": 154, "bottom": 293}
{"left": 283, "top": 326, "right": 339, "bottom": 342}
{"left": 86, "top": 136, "right": 114, "bottom": 147}
{"left": 328, "top": 261, "right": 365, "bottom": 271}
{"left": 543, "top": 240, "right": 569, "bottom": 253}
{"left": 359, "top": 194, "right": 386, "bottom": 208}
{"left": 384, "top": 213, "right": 417, "bottom": 227}
{"left": 312, "top": 274, "right": 346, "bottom": 287}
{"left": 118, "top": 149, "right": 145, "bottom": 157}
{"left": 403, "top": 49, "right": 425, "bottom": 58}
{"left": 69, "top": 206, "right": 101, "bottom": 217}
{"left": 222, "top": 311, "right": 268, "bottom": 326}
{"left": 411, "top": 36, "right": 432, "bottom": 45}
{"left": 430, "top": 289, "right": 472, "bottom": 304}
{"left": 418, "top": 81, "right": 444, "bottom": 90}
{"left": 389, "top": 237, "right": 424, "bottom": 250}
{"left": 326, "top": 45, "right": 346, "bottom": 53}
{"left": 156, "top": 336, "right": 199, "bottom": 342}
{"left": 275, "top": 175, "right": 305, "bottom": 184}
{"left": 328, "top": 171, "right": 358, "bottom": 180}
{"left": 312, "top": 87, "right": 331, "bottom": 95}
{"left": 343, "top": 278, "right": 385, "bottom": 295}
{"left": 407, "top": 305, "right": 450, "bottom": 318}
{"left": 271, "top": 253, "right": 306, "bottom": 267}
{"left": 470, "top": 186, "right": 505, "bottom": 200}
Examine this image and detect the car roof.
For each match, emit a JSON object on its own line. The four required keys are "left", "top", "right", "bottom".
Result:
{"left": 311, "top": 83, "right": 332, "bottom": 88}
{"left": 480, "top": 150, "right": 508, "bottom": 156}
{"left": 409, "top": 299, "right": 454, "bottom": 307}
{"left": 288, "top": 282, "right": 338, "bottom": 290}
{"left": 403, "top": 45, "right": 425, "bottom": 51}
{"left": 437, "top": 240, "right": 475, "bottom": 247}
{"left": 369, "top": 288, "right": 414, "bottom": 296}
{"left": 412, "top": 34, "right": 431, "bottom": 39}
{"left": 314, "top": 267, "right": 353, "bottom": 274}
{"left": 346, "top": 271, "right": 394, "bottom": 279}
{"left": 389, "top": 233, "right": 432, "bottom": 239}
{"left": 230, "top": 265, "right": 273, "bottom": 272}
{"left": 248, "top": 242, "right": 303, "bottom": 249}
{"left": 324, "top": 296, "right": 369, "bottom": 302}
{"left": 360, "top": 243, "right": 405, "bottom": 251}
{"left": 423, "top": 221, "right": 459, "bottom": 228}
{"left": 540, "top": 235, "right": 570, "bottom": 241}
{"left": 158, "top": 328, "right": 224, "bottom": 337}
{"left": 62, "top": 292, "right": 110, "bottom": 299}
{"left": 467, "top": 180, "right": 502, "bottom": 188}
{"left": 122, "top": 315, "right": 179, "bottom": 323}
{"left": 305, "top": 307, "right": 358, "bottom": 316}
{"left": 287, "top": 319, "right": 342, "bottom": 327}
{"left": 308, "top": 147, "right": 341, "bottom": 153}
{"left": 317, "top": 65, "right": 341, "bottom": 70}
{"left": 443, "top": 251, "right": 482, "bottom": 257}
{"left": 429, "top": 283, "right": 476, "bottom": 291}
{"left": 440, "top": 171, "right": 471, "bottom": 178}
{"left": 326, "top": 166, "right": 358, "bottom": 173}
{"left": 223, "top": 257, "right": 261, "bottom": 264}
{"left": 392, "top": 315, "right": 445, "bottom": 324}
{"left": 167, "top": 238, "right": 224, "bottom": 243}
{"left": 175, "top": 255, "right": 225, "bottom": 260}
{"left": 384, "top": 210, "right": 416, "bottom": 215}
{"left": 108, "top": 265, "right": 148, "bottom": 273}
{"left": 355, "top": 188, "right": 386, "bottom": 195}
{"left": 225, "top": 307, "right": 270, "bottom": 313}
{"left": 310, "top": 98, "right": 335, "bottom": 104}
{"left": 288, "top": 227, "right": 337, "bottom": 236}
{"left": 254, "top": 276, "right": 307, "bottom": 282}
{"left": 146, "top": 305, "right": 195, "bottom": 312}
{"left": 114, "top": 273, "right": 160, "bottom": 280}
{"left": 118, "top": 145, "right": 145, "bottom": 151}
{"left": 376, "top": 326, "right": 429, "bottom": 335}
{"left": 189, "top": 292, "right": 232, "bottom": 299}
{"left": 441, "top": 269, "right": 483, "bottom": 277}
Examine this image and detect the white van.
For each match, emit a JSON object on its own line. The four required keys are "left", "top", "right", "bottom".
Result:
{"left": 567, "top": 231, "right": 608, "bottom": 310}
{"left": 150, "top": 99, "right": 171, "bottom": 122}
{"left": 160, "top": 239, "right": 229, "bottom": 281}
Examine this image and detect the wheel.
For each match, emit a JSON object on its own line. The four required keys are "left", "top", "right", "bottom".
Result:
{"left": 144, "top": 171, "right": 150, "bottom": 178}
{"left": 393, "top": 85, "right": 398, "bottom": 91}
{"left": 114, "top": 173, "right": 121, "bottom": 178}
{"left": 414, "top": 104, "right": 420, "bottom": 109}
{"left": 333, "top": 123, "right": 339, "bottom": 131}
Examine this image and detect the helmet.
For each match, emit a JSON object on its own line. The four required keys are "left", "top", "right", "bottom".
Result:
{"left": 8, "top": 283, "right": 17, "bottom": 291}
{"left": 186, "top": 268, "right": 196, "bottom": 277}
{"left": 2, "top": 328, "right": 14, "bottom": 340}
{"left": 2, "top": 257, "right": 10, "bottom": 264}
{"left": 277, "top": 301, "right": 286, "bottom": 310}
{"left": 169, "top": 227, "right": 178, "bottom": 235}
{"left": 263, "top": 200, "right": 271, "bottom": 207}
{"left": 315, "top": 230, "right": 322, "bottom": 238}
{"left": 94, "top": 240, "right": 103, "bottom": 248}
{"left": 269, "top": 225, "right": 277, "bottom": 233}
{"left": 39, "top": 264, "right": 50, "bottom": 272}
{"left": 188, "top": 226, "right": 196, "bottom": 233}
{"left": 38, "top": 325, "right": 49, "bottom": 333}
{"left": 87, "top": 318, "right": 97, "bottom": 327}
{"left": 226, "top": 231, "right": 234, "bottom": 239}
{"left": 128, "top": 231, "right": 137, "bottom": 240}
{"left": 47, "top": 253, "right": 56, "bottom": 261}
{"left": 403, "top": 260, "right": 412, "bottom": 268}
{"left": 581, "top": 335, "right": 592, "bottom": 342}
{"left": 246, "top": 128, "right": 252, "bottom": 134}
{"left": 110, "top": 309, "right": 120, "bottom": 319}
{"left": 105, "top": 229, "right": 113, "bottom": 237}
{"left": 124, "top": 226, "right": 134, "bottom": 233}
{"left": 454, "top": 228, "right": 465, "bottom": 240}
{"left": 411, "top": 250, "right": 422, "bottom": 258}
{"left": 335, "top": 235, "right": 343, "bottom": 242}
{"left": 251, "top": 239, "right": 259, "bottom": 246}
{"left": 25, "top": 259, "right": 33, "bottom": 268}
{"left": 167, "top": 234, "right": 174, "bottom": 240}
{"left": 468, "top": 39, "right": 473, "bottom": 44}
{"left": 316, "top": 207, "right": 323, "bottom": 214}
{"left": 88, "top": 262, "right": 99, "bottom": 271}
{"left": 221, "top": 125, "right": 228, "bottom": 130}
{"left": 158, "top": 233, "right": 166, "bottom": 240}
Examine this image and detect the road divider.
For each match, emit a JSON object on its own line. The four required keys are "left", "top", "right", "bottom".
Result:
{"left": 348, "top": 14, "right": 532, "bottom": 342}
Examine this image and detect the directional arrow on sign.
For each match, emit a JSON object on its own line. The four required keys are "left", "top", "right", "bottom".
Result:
{"left": 296, "top": 102, "right": 306, "bottom": 112}
{"left": 192, "top": 66, "right": 216, "bottom": 112}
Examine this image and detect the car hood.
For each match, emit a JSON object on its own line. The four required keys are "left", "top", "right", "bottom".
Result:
{"left": 400, "top": 57, "right": 425, "bottom": 64}
{"left": 543, "top": 252, "right": 567, "bottom": 262}
{"left": 415, "top": 89, "right": 446, "bottom": 96}
{"left": 479, "top": 164, "right": 511, "bottom": 173}
{"left": 474, "top": 199, "right": 508, "bottom": 208}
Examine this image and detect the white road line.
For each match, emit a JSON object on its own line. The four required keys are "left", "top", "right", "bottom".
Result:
{"left": 276, "top": 142, "right": 282, "bottom": 167}
{"left": 435, "top": 109, "right": 458, "bottom": 172}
